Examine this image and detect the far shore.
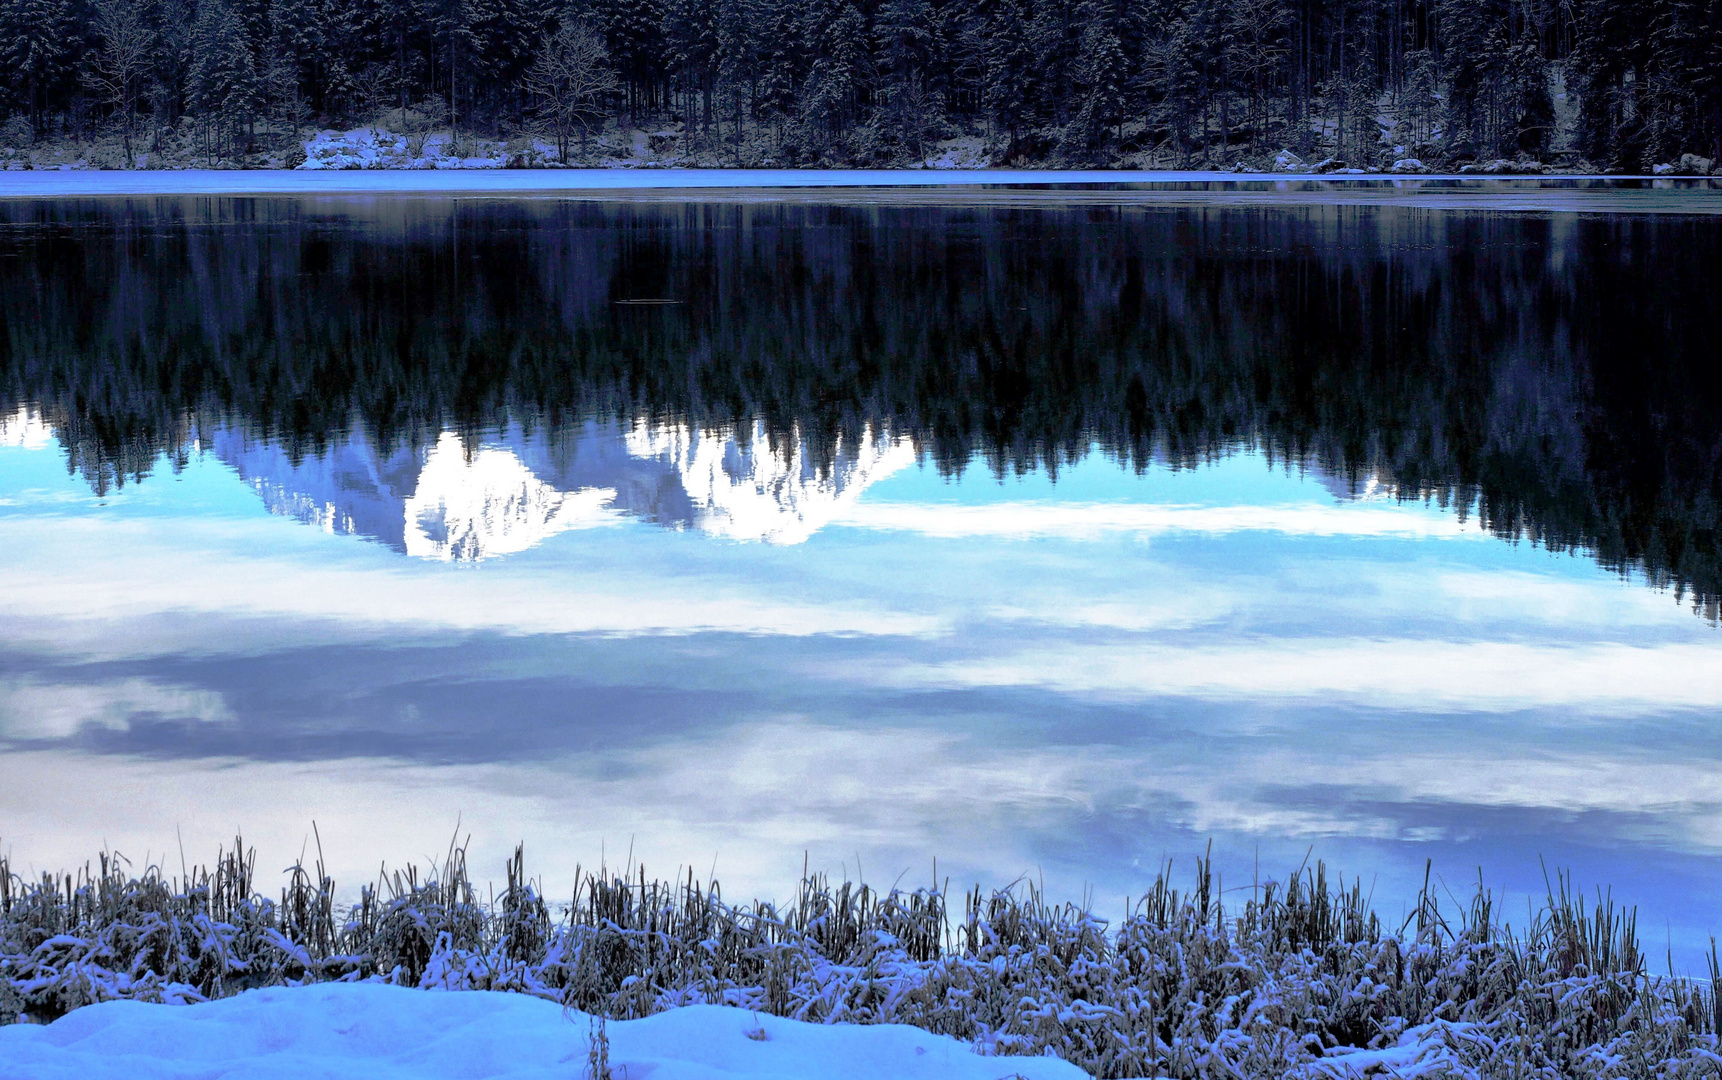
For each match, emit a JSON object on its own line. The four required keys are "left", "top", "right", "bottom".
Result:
{"left": 2, "top": 169, "right": 1722, "bottom": 213}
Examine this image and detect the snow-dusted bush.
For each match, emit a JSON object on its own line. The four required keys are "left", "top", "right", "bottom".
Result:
{"left": 4, "top": 840, "right": 1720, "bottom": 1078}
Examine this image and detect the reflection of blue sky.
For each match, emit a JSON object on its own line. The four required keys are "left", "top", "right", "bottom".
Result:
{"left": 3, "top": 416, "right": 1721, "bottom": 962}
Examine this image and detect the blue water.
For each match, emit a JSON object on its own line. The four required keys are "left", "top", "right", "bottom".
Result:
{"left": 2, "top": 193, "right": 1719, "bottom": 964}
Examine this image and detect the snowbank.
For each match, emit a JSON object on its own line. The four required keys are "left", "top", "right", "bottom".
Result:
{"left": 300, "top": 127, "right": 518, "bottom": 170}
{"left": 0, "top": 982, "right": 1090, "bottom": 1080}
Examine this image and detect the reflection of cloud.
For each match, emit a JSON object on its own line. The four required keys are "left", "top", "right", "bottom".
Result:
{"left": 0, "top": 723, "right": 1162, "bottom": 901}
{"left": 831, "top": 501, "right": 1485, "bottom": 540}
{"left": 880, "top": 640, "right": 1722, "bottom": 713}
{"left": 10, "top": 713, "right": 1722, "bottom": 920}
{"left": 0, "top": 517, "right": 941, "bottom": 655}
{"left": 0, "top": 406, "right": 51, "bottom": 450}
{"left": 403, "top": 433, "right": 620, "bottom": 560}
{"left": 0, "top": 677, "right": 231, "bottom": 739}
{"left": 1435, "top": 571, "right": 1681, "bottom": 623}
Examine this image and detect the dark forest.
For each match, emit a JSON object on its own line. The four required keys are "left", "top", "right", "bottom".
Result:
{"left": 2, "top": 0, "right": 1720, "bottom": 169}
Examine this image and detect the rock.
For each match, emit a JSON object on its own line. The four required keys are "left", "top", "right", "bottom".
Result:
{"left": 1271, "top": 149, "right": 1305, "bottom": 172}
{"left": 1389, "top": 158, "right": 1427, "bottom": 173}
{"left": 1679, "top": 153, "right": 1714, "bottom": 175}
{"left": 1652, "top": 162, "right": 1676, "bottom": 175}
{"left": 0, "top": 116, "right": 32, "bottom": 150}
{"left": 1311, "top": 157, "right": 1348, "bottom": 173}
{"left": 1459, "top": 158, "right": 1528, "bottom": 175}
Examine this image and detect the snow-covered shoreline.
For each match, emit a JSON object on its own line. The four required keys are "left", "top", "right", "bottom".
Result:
{"left": 0, "top": 983, "right": 1091, "bottom": 1080}
{"left": 1, "top": 168, "right": 1719, "bottom": 214}
{"left": 1, "top": 167, "right": 1718, "bottom": 212}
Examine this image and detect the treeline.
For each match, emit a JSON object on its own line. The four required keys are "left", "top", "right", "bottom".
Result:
{"left": 2, "top": 0, "right": 1720, "bottom": 168}
{"left": 3, "top": 199, "right": 1720, "bottom": 615}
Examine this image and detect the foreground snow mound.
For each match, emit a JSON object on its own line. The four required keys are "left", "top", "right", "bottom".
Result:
{"left": 0, "top": 982, "right": 1090, "bottom": 1080}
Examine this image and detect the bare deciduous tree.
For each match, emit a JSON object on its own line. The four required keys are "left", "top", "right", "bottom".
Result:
{"left": 525, "top": 20, "right": 618, "bottom": 163}
{"left": 84, "top": 0, "right": 152, "bottom": 165}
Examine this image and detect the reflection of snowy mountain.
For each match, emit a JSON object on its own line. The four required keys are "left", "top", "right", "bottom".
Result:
{"left": 208, "top": 419, "right": 914, "bottom": 559}
{"left": 0, "top": 406, "right": 52, "bottom": 449}
{"left": 1313, "top": 464, "right": 1399, "bottom": 503}
{"left": 624, "top": 422, "right": 915, "bottom": 544}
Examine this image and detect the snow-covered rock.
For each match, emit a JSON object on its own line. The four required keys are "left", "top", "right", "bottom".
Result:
{"left": 920, "top": 136, "right": 991, "bottom": 169}
{"left": 0, "top": 982, "right": 1092, "bottom": 1080}
{"left": 298, "top": 127, "right": 515, "bottom": 170}
{"left": 1459, "top": 158, "right": 1546, "bottom": 175}
{"left": 1389, "top": 158, "right": 1427, "bottom": 173}
{"left": 1272, "top": 149, "right": 1306, "bottom": 172}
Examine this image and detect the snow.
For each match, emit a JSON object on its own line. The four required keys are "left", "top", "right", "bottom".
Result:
{"left": 400, "top": 432, "right": 619, "bottom": 560}
{"left": 918, "top": 136, "right": 993, "bottom": 170}
{"left": 300, "top": 127, "right": 544, "bottom": 170}
{"left": 0, "top": 982, "right": 1092, "bottom": 1080}
{"left": 7, "top": 168, "right": 1717, "bottom": 200}
{"left": 622, "top": 419, "right": 915, "bottom": 544}
{"left": 1295, "top": 1022, "right": 1481, "bottom": 1079}
{"left": 0, "top": 405, "right": 52, "bottom": 449}
{"left": 211, "top": 417, "right": 911, "bottom": 558}
{"left": 0, "top": 167, "right": 1288, "bottom": 197}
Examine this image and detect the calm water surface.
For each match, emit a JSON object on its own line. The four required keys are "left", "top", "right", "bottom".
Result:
{"left": 2, "top": 195, "right": 1720, "bottom": 957}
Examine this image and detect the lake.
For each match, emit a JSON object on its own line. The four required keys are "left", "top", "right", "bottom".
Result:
{"left": 2, "top": 188, "right": 1719, "bottom": 961}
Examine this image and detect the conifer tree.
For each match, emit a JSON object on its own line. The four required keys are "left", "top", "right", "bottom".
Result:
{"left": 0, "top": 0, "right": 74, "bottom": 133}
{"left": 189, "top": 0, "right": 259, "bottom": 157}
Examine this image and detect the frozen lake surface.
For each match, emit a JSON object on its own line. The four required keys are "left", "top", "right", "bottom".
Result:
{"left": 2, "top": 192, "right": 1721, "bottom": 962}
{"left": 2, "top": 168, "right": 1721, "bottom": 213}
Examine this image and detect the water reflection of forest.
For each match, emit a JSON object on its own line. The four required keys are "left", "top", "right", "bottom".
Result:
{"left": 2, "top": 199, "right": 1718, "bottom": 618}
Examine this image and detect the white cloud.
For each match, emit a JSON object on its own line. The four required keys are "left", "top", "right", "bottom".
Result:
{"left": 8, "top": 714, "right": 1722, "bottom": 916}
{"left": 0, "top": 515, "right": 943, "bottom": 656}
{"left": 830, "top": 500, "right": 1488, "bottom": 540}
{"left": 0, "top": 677, "right": 232, "bottom": 739}
{"left": 876, "top": 639, "right": 1722, "bottom": 713}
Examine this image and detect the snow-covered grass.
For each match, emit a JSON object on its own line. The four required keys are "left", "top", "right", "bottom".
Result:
{"left": 4, "top": 841, "right": 1722, "bottom": 1078}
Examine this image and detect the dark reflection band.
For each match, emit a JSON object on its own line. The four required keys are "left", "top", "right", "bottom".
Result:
{"left": 2, "top": 198, "right": 1718, "bottom": 616}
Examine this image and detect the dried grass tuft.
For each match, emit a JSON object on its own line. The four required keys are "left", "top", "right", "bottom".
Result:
{"left": 0, "top": 840, "right": 1714, "bottom": 1077}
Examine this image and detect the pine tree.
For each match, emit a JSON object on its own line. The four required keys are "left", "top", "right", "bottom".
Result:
{"left": 800, "top": 0, "right": 868, "bottom": 146}
{"left": 1068, "top": 0, "right": 1127, "bottom": 154}
{"left": 189, "top": 0, "right": 259, "bottom": 158}
{"left": 0, "top": 0, "right": 74, "bottom": 133}
{"left": 982, "top": 0, "right": 1035, "bottom": 152}
{"left": 713, "top": 0, "right": 762, "bottom": 156}
{"left": 874, "top": 0, "right": 943, "bottom": 155}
